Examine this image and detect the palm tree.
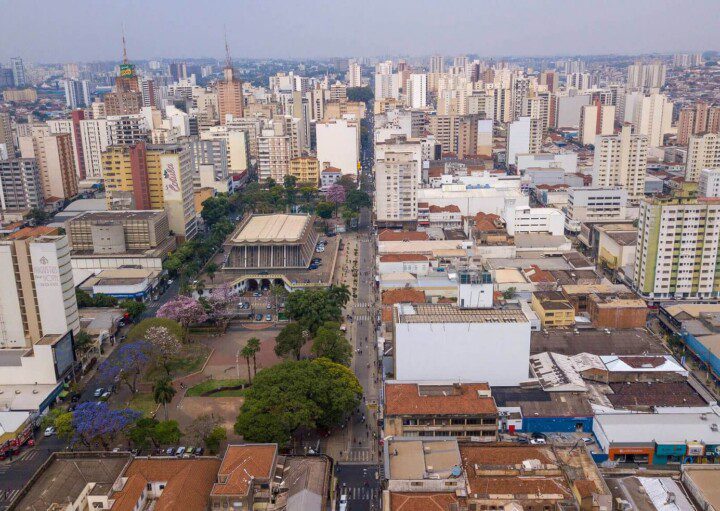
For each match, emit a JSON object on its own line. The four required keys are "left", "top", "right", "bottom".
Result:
{"left": 246, "top": 338, "right": 261, "bottom": 377}
{"left": 153, "top": 377, "right": 177, "bottom": 421}
{"left": 329, "top": 284, "right": 351, "bottom": 308}
{"left": 240, "top": 345, "right": 255, "bottom": 384}
{"left": 206, "top": 263, "right": 218, "bottom": 283}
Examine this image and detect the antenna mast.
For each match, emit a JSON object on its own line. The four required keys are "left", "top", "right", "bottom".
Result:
{"left": 122, "top": 23, "right": 129, "bottom": 64}
{"left": 224, "top": 27, "right": 232, "bottom": 69}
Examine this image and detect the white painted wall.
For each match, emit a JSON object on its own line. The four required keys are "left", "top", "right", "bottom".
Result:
{"left": 394, "top": 321, "right": 531, "bottom": 386}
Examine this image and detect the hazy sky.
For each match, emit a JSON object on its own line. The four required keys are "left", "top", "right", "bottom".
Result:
{"left": 1, "top": 0, "right": 718, "bottom": 63}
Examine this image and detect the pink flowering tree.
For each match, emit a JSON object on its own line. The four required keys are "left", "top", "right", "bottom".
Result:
{"left": 326, "top": 184, "right": 346, "bottom": 216}
{"left": 157, "top": 295, "right": 208, "bottom": 331}
{"left": 204, "top": 284, "right": 235, "bottom": 322}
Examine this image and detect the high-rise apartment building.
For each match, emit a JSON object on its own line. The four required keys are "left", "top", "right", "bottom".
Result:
{"left": 48, "top": 111, "right": 87, "bottom": 181}
{"left": 406, "top": 73, "right": 427, "bottom": 109}
{"left": 374, "top": 61, "right": 399, "bottom": 101}
{"left": 699, "top": 169, "right": 720, "bottom": 198}
{"left": 677, "top": 103, "right": 720, "bottom": 145}
{"left": 79, "top": 118, "right": 111, "bottom": 180}
{"left": 0, "top": 227, "right": 80, "bottom": 349}
{"left": 289, "top": 156, "right": 320, "bottom": 185}
{"left": 0, "top": 158, "right": 44, "bottom": 211}
{"left": 346, "top": 61, "right": 362, "bottom": 88}
{"left": 0, "top": 112, "right": 13, "bottom": 156}
{"left": 375, "top": 150, "right": 418, "bottom": 225}
{"left": 507, "top": 116, "right": 542, "bottom": 167}
{"left": 592, "top": 125, "right": 648, "bottom": 200}
{"left": 579, "top": 103, "right": 615, "bottom": 146}
{"left": 685, "top": 133, "right": 720, "bottom": 182}
{"left": 140, "top": 78, "right": 156, "bottom": 108}
{"left": 257, "top": 127, "right": 292, "bottom": 183}
{"left": 63, "top": 79, "right": 91, "bottom": 108}
{"left": 634, "top": 195, "right": 720, "bottom": 299}
{"left": 316, "top": 118, "right": 359, "bottom": 176}
{"left": 627, "top": 61, "right": 666, "bottom": 89}
{"left": 10, "top": 57, "right": 26, "bottom": 87}
{"left": 19, "top": 127, "right": 78, "bottom": 200}
{"left": 102, "top": 142, "right": 197, "bottom": 240}
{"left": 631, "top": 92, "right": 673, "bottom": 148}
{"left": 107, "top": 114, "right": 148, "bottom": 145}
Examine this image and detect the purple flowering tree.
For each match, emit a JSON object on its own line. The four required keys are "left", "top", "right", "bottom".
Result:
{"left": 326, "top": 184, "right": 346, "bottom": 216}
{"left": 98, "top": 341, "right": 152, "bottom": 394}
{"left": 205, "top": 284, "right": 234, "bottom": 322}
{"left": 157, "top": 295, "right": 208, "bottom": 331}
{"left": 72, "top": 402, "right": 140, "bottom": 450}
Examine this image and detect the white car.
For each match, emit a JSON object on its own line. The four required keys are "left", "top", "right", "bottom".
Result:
{"left": 44, "top": 426, "right": 56, "bottom": 437}
{"left": 530, "top": 438, "right": 546, "bottom": 445}
{"left": 339, "top": 493, "right": 348, "bottom": 511}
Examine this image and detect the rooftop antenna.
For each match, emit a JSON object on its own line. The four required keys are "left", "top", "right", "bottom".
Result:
{"left": 224, "top": 26, "right": 232, "bottom": 69}
{"left": 121, "top": 23, "right": 129, "bottom": 64}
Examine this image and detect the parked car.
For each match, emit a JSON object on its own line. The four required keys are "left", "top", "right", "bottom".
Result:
{"left": 253, "top": 292, "right": 262, "bottom": 297}
{"left": 255, "top": 313, "right": 263, "bottom": 321}
{"left": 186, "top": 447, "right": 195, "bottom": 456}
{"left": 44, "top": 426, "right": 56, "bottom": 437}
{"left": 265, "top": 314, "right": 272, "bottom": 321}
{"left": 93, "top": 387, "right": 104, "bottom": 398}
{"left": 530, "top": 438, "right": 546, "bottom": 445}
{"left": 100, "top": 391, "right": 111, "bottom": 401}
{"left": 165, "top": 447, "right": 175, "bottom": 456}
{"left": 266, "top": 303, "right": 272, "bottom": 309}
{"left": 176, "top": 446, "right": 186, "bottom": 457}
{"left": 195, "top": 447, "right": 204, "bottom": 456}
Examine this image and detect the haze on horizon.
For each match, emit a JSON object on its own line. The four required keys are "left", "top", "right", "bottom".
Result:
{"left": 1, "top": 0, "right": 718, "bottom": 63}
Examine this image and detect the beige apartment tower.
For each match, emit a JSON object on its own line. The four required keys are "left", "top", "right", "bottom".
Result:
{"left": 592, "top": 125, "right": 648, "bottom": 200}
{"left": 686, "top": 133, "right": 720, "bottom": 182}
{"left": 217, "top": 67, "right": 244, "bottom": 124}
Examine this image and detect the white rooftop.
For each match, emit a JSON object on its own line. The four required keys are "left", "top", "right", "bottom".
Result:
{"left": 595, "top": 412, "right": 720, "bottom": 445}
{"left": 601, "top": 355, "right": 687, "bottom": 375}
{"left": 0, "top": 410, "right": 30, "bottom": 437}
{"left": 233, "top": 214, "right": 310, "bottom": 243}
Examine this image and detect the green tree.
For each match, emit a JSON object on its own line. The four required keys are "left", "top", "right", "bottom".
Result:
{"left": 345, "top": 189, "right": 371, "bottom": 211}
{"left": 311, "top": 322, "right": 352, "bottom": 366}
{"left": 28, "top": 207, "right": 49, "bottom": 225}
{"left": 40, "top": 408, "right": 65, "bottom": 430}
{"left": 153, "top": 377, "right": 177, "bottom": 421}
{"left": 274, "top": 322, "right": 307, "bottom": 360}
{"left": 127, "top": 318, "right": 185, "bottom": 343}
{"left": 205, "top": 262, "right": 218, "bottom": 283}
{"left": 128, "top": 417, "right": 160, "bottom": 449}
{"left": 54, "top": 412, "right": 75, "bottom": 441}
{"left": 73, "top": 331, "right": 95, "bottom": 355}
{"left": 247, "top": 337, "right": 261, "bottom": 376}
{"left": 315, "top": 201, "right": 334, "bottom": 219}
{"left": 234, "top": 359, "right": 362, "bottom": 445}
{"left": 240, "top": 344, "right": 256, "bottom": 383}
{"left": 200, "top": 195, "right": 231, "bottom": 228}
{"left": 204, "top": 426, "right": 227, "bottom": 454}
{"left": 347, "top": 86, "right": 373, "bottom": 103}
{"left": 285, "top": 288, "right": 342, "bottom": 334}
{"left": 502, "top": 287, "right": 517, "bottom": 300}
{"left": 120, "top": 300, "right": 146, "bottom": 320}
{"left": 152, "top": 420, "right": 182, "bottom": 445}
{"left": 328, "top": 284, "right": 351, "bottom": 308}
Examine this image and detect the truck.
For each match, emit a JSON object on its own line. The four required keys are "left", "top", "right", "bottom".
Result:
{"left": 0, "top": 425, "right": 35, "bottom": 460}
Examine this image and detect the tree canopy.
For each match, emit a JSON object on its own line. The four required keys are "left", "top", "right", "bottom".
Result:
{"left": 274, "top": 322, "right": 307, "bottom": 360}
{"left": 347, "top": 86, "right": 373, "bottom": 103}
{"left": 127, "top": 317, "right": 185, "bottom": 343}
{"left": 234, "top": 358, "right": 362, "bottom": 445}
{"left": 285, "top": 288, "right": 343, "bottom": 334}
{"left": 311, "top": 322, "right": 353, "bottom": 366}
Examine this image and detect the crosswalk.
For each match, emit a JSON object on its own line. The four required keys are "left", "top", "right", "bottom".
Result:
{"left": 0, "top": 489, "right": 20, "bottom": 503}
{"left": 347, "top": 449, "right": 374, "bottom": 462}
{"left": 345, "top": 486, "right": 379, "bottom": 501}
{"left": 354, "top": 315, "right": 371, "bottom": 322}
{"left": 14, "top": 449, "right": 39, "bottom": 462}
{"left": 354, "top": 302, "right": 372, "bottom": 308}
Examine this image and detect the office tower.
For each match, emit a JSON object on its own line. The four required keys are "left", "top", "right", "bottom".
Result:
{"left": 10, "top": 57, "right": 26, "bottom": 87}
{"left": 579, "top": 103, "right": 615, "bottom": 146}
{"left": 79, "top": 118, "right": 111, "bottom": 180}
{"left": 19, "top": 128, "right": 78, "bottom": 200}
{"left": 407, "top": 73, "right": 427, "bottom": 109}
{"left": 140, "top": 78, "right": 156, "bottom": 107}
{"left": 430, "top": 55, "right": 444, "bottom": 74}
{"left": 506, "top": 116, "right": 542, "bottom": 167}
{"left": 631, "top": 92, "right": 673, "bottom": 148}
{"left": 0, "top": 159, "right": 44, "bottom": 211}
{"left": 627, "top": 61, "right": 666, "bottom": 89}
{"left": 0, "top": 228, "right": 80, "bottom": 348}
{"left": 375, "top": 151, "right": 418, "bottom": 225}
{"left": 0, "top": 112, "right": 13, "bottom": 156}
{"left": 217, "top": 41, "right": 244, "bottom": 124}
{"left": 346, "top": 61, "right": 362, "bottom": 88}
{"left": 634, "top": 195, "right": 720, "bottom": 299}
{"left": 699, "top": 169, "right": 720, "bottom": 198}
{"left": 102, "top": 142, "right": 197, "bottom": 240}
{"left": 104, "top": 37, "right": 142, "bottom": 116}
{"left": 592, "top": 125, "right": 648, "bottom": 200}
{"left": 316, "top": 118, "right": 359, "bottom": 177}
{"left": 686, "top": 133, "right": 720, "bottom": 182}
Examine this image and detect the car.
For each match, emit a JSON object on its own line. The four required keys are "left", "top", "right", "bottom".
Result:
{"left": 530, "top": 438, "right": 547, "bottom": 445}
{"left": 582, "top": 437, "right": 594, "bottom": 444}
{"left": 308, "top": 264, "right": 318, "bottom": 270}
{"left": 516, "top": 436, "right": 529, "bottom": 444}
{"left": 44, "top": 426, "right": 56, "bottom": 437}
{"left": 255, "top": 313, "right": 263, "bottom": 321}
{"left": 339, "top": 493, "right": 349, "bottom": 511}
{"left": 253, "top": 292, "right": 262, "bottom": 297}
{"left": 112, "top": 447, "right": 122, "bottom": 453}
{"left": 165, "top": 447, "right": 175, "bottom": 456}
{"left": 531, "top": 432, "right": 547, "bottom": 440}
{"left": 168, "top": 279, "right": 174, "bottom": 285}
{"left": 266, "top": 303, "right": 272, "bottom": 309}
{"left": 195, "top": 447, "right": 204, "bottom": 456}
{"left": 265, "top": 314, "right": 272, "bottom": 321}
{"left": 186, "top": 447, "right": 195, "bottom": 455}
{"left": 176, "top": 446, "right": 186, "bottom": 457}
{"left": 93, "top": 387, "right": 104, "bottom": 397}
{"left": 100, "top": 391, "right": 111, "bottom": 401}
{"left": 243, "top": 302, "right": 251, "bottom": 309}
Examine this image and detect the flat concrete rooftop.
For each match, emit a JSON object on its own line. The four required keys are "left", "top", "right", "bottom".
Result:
{"left": 232, "top": 214, "right": 311, "bottom": 243}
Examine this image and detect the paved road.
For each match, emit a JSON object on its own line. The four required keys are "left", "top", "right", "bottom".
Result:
{"left": 335, "top": 464, "right": 380, "bottom": 511}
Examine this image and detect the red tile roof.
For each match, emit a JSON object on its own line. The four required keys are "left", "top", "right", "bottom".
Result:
{"left": 382, "top": 288, "right": 426, "bottom": 305}
{"left": 385, "top": 383, "right": 497, "bottom": 416}
{"left": 390, "top": 492, "right": 459, "bottom": 511}
{"left": 378, "top": 230, "right": 429, "bottom": 242}
{"left": 428, "top": 204, "right": 461, "bottom": 213}
{"left": 212, "top": 444, "right": 277, "bottom": 497}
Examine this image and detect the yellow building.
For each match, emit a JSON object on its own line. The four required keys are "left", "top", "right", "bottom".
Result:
{"left": 289, "top": 156, "right": 320, "bottom": 186}
{"left": 194, "top": 187, "right": 215, "bottom": 215}
{"left": 102, "top": 142, "right": 197, "bottom": 240}
{"left": 531, "top": 291, "right": 575, "bottom": 328}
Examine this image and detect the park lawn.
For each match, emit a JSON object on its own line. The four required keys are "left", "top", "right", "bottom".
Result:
{"left": 186, "top": 379, "right": 246, "bottom": 397}
{"left": 143, "top": 343, "right": 211, "bottom": 383}
{"left": 128, "top": 392, "right": 157, "bottom": 417}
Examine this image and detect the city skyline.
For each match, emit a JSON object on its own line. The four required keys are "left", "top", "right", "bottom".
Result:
{"left": 2, "top": 0, "right": 718, "bottom": 63}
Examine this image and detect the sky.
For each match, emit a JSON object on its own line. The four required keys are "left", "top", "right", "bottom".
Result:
{"left": 1, "top": 0, "right": 718, "bottom": 63}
